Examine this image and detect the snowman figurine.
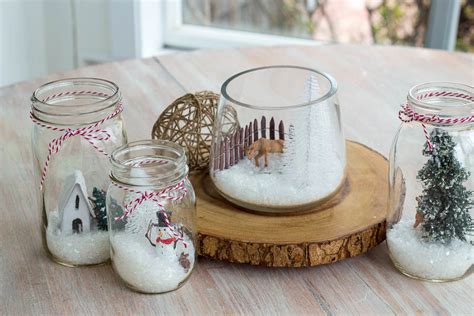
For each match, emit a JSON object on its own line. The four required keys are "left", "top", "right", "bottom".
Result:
{"left": 145, "top": 211, "right": 177, "bottom": 256}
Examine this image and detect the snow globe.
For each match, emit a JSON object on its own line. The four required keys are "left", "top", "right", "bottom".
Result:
{"left": 30, "top": 78, "right": 127, "bottom": 266}
{"left": 107, "top": 140, "right": 196, "bottom": 293}
{"left": 388, "top": 82, "right": 473, "bottom": 281}
{"left": 210, "top": 66, "right": 346, "bottom": 213}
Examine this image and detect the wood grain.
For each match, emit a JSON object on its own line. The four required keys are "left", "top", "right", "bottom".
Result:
{"left": 1, "top": 45, "right": 473, "bottom": 315}
{"left": 194, "top": 141, "right": 388, "bottom": 267}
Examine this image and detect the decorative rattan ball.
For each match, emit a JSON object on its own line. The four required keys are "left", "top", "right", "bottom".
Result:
{"left": 152, "top": 91, "right": 220, "bottom": 171}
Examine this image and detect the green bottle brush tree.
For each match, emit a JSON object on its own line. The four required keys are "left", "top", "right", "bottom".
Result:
{"left": 414, "top": 128, "right": 473, "bottom": 244}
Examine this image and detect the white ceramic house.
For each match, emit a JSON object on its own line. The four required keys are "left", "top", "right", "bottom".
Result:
{"left": 58, "top": 170, "right": 95, "bottom": 235}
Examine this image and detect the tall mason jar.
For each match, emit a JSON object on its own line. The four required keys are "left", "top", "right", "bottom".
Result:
{"left": 107, "top": 140, "right": 196, "bottom": 293}
{"left": 31, "top": 78, "right": 127, "bottom": 267}
{"left": 388, "top": 82, "right": 473, "bottom": 281}
{"left": 210, "top": 66, "right": 345, "bottom": 213}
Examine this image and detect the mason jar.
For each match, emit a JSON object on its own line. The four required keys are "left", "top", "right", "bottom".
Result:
{"left": 210, "top": 65, "right": 345, "bottom": 213}
{"left": 107, "top": 140, "right": 196, "bottom": 293}
{"left": 387, "top": 82, "right": 473, "bottom": 281}
{"left": 30, "top": 78, "right": 127, "bottom": 267}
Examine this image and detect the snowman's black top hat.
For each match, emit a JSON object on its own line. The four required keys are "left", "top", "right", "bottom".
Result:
{"left": 156, "top": 211, "right": 169, "bottom": 227}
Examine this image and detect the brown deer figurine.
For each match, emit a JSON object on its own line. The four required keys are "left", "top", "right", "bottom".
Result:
{"left": 246, "top": 138, "right": 284, "bottom": 168}
{"left": 413, "top": 211, "right": 424, "bottom": 228}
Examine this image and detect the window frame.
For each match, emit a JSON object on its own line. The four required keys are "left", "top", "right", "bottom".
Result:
{"left": 116, "top": 0, "right": 462, "bottom": 59}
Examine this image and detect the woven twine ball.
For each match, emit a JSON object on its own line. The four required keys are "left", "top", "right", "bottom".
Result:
{"left": 152, "top": 91, "right": 238, "bottom": 171}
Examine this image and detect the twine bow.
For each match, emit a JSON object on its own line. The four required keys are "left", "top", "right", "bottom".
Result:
{"left": 113, "top": 178, "right": 187, "bottom": 221}
{"left": 398, "top": 91, "right": 473, "bottom": 151}
{"left": 112, "top": 177, "right": 188, "bottom": 247}
{"left": 30, "top": 91, "right": 123, "bottom": 189}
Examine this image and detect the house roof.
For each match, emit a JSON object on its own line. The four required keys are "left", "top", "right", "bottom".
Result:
{"left": 58, "top": 170, "right": 95, "bottom": 218}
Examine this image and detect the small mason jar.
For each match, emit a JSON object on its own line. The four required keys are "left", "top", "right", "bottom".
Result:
{"left": 31, "top": 78, "right": 127, "bottom": 267}
{"left": 210, "top": 65, "right": 345, "bottom": 213}
{"left": 387, "top": 82, "right": 473, "bottom": 282}
{"left": 107, "top": 140, "right": 196, "bottom": 293}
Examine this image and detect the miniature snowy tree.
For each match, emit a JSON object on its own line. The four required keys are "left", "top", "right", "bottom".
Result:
{"left": 302, "top": 75, "right": 317, "bottom": 178}
{"left": 282, "top": 76, "right": 319, "bottom": 183}
{"left": 281, "top": 124, "right": 296, "bottom": 174}
{"left": 89, "top": 187, "right": 124, "bottom": 231}
{"left": 90, "top": 187, "right": 108, "bottom": 231}
{"left": 108, "top": 198, "right": 124, "bottom": 229}
{"left": 280, "top": 74, "right": 345, "bottom": 192}
{"left": 283, "top": 75, "right": 343, "bottom": 187}
{"left": 415, "top": 128, "right": 473, "bottom": 244}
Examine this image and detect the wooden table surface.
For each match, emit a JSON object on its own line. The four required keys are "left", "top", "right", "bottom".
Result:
{"left": 1, "top": 45, "right": 473, "bottom": 315}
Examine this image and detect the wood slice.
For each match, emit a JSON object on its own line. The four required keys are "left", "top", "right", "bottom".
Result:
{"left": 192, "top": 141, "right": 388, "bottom": 267}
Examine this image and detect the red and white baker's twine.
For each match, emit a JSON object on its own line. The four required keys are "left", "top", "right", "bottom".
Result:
{"left": 398, "top": 91, "right": 473, "bottom": 151}
{"left": 111, "top": 167, "right": 189, "bottom": 247}
{"left": 30, "top": 91, "right": 123, "bottom": 189}
{"left": 41, "top": 90, "right": 110, "bottom": 102}
{"left": 129, "top": 159, "right": 168, "bottom": 167}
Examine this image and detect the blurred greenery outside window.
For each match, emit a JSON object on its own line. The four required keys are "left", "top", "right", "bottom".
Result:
{"left": 183, "top": 0, "right": 473, "bottom": 52}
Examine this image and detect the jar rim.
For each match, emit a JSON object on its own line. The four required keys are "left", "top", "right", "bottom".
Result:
{"left": 407, "top": 82, "right": 473, "bottom": 118}
{"left": 31, "top": 78, "right": 121, "bottom": 125}
{"left": 110, "top": 139, "right": 188, "bottom": 188}
{"left": 220, "top": 65, "right": 338, "bottom": 110}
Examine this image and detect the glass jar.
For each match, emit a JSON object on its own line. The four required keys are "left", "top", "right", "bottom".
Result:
{"left": 387, "top": 82, "right": 473, "bottom": 282}
{"left": 107, "top": 140, "right": 196, "bottom": 293}
{"left": 210, "top": 65, "right": 345, "bottom": 213}
{"left": 30, "top": 78, "right": 127, "bottom": 266}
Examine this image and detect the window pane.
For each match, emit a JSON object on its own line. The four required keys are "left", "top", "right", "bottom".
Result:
{"left": 456, "top": 0, "right": 474, "bottom": 52}
{"left": 183, "top": 0, "right": 435, "bottom": 46}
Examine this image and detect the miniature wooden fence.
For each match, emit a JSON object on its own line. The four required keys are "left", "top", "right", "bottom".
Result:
{"left": 213, "top": 116, "right": 285, "bottom": 171}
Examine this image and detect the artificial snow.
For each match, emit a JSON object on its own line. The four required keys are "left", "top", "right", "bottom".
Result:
{"left": 111, "top": 232, "right": 195, "bottom": 293}
{"left": 387, "top": 220, "right": 474, "bottom": 281}
{"left": 46, "top": 210, "right": 110, "bottom": 265}
{"left": 214, "top": 153, "right": 344, "bottom": 208}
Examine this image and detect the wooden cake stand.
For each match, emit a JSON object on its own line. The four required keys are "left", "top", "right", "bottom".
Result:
{"left": 191, "top": 141, "right": 388, "bottom": 267}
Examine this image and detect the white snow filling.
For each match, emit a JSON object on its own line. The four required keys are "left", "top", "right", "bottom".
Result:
{"left": 46, "top": 210, "right": 110, "bottom": 265}
{"left": 111, "top": 232, "right": 195, "bottom": 293}
{"left": 387, "top": 220, "right": 473, "bottom": 280}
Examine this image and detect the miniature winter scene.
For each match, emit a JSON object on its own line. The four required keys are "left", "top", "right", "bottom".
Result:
{"left": 387, "top": 129, "right": 474, "bottom": 280}
{"left": 212, "top": 75, "right": 345, "bottom": 210}
{"left": 46, "top": 170, "right": 111, "bottom": 265}
{"left": 111, "top": 198, "right": 195, "bottom": 293}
